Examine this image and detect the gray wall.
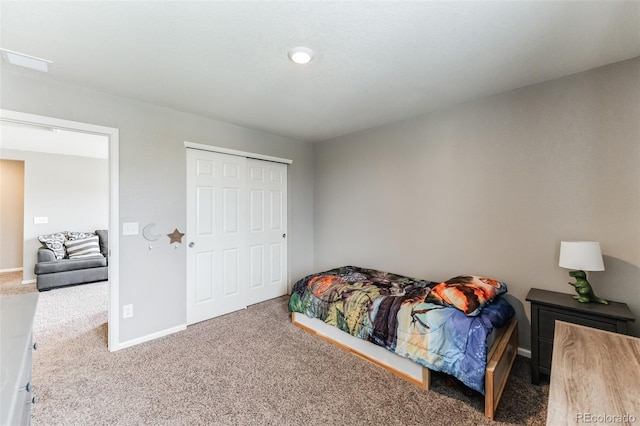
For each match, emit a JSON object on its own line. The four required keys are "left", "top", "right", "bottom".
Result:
{"left": 0, "top": 149, "right": 109, "bottom": 281}
{"left": 0, "top": 159, "right": 24, "bottom": 271}
{"left": 3, "top": 57, "right": 637, "bottom": 350}
{"left": 0, "top": 67, "right": 315, "bottom": 344}
{"left": 314, "top": 58, "right": 640, "bottom": 346}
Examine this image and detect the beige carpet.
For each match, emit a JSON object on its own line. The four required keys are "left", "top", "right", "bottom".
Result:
{"left": 0, "top": 270, "right": 36, "bottom": 296}
{"left": 0, "top": 273, "right": 548, "bottom": 425}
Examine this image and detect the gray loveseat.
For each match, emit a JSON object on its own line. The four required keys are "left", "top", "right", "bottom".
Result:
{"left": 34, "top": 230, "right": 109, "bottom": 291}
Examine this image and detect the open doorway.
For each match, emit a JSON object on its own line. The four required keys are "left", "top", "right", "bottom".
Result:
{"left": 0, "top": 121, "right": 108, "bottom": 285}
{"left": 0, "top": 158, "right": 24, "bottom": 275}
{"left": 0, "top": 109, "right": 120, "bottom": 351}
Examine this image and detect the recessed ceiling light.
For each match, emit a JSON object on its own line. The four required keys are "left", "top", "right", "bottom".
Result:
{"left": 288, "top": 47, "right": 314, "bottom": 65}
{"left": 0, "top": 48, "right": 52, "bottom": 73}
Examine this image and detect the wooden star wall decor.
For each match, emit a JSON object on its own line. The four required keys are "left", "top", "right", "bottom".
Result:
{"left": 167, "top": 228, "right": 185, "bottom": 244}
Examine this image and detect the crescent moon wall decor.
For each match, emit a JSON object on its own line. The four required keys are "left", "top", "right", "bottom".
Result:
{"left": 142, "top": 223, "right": 161, "bottom": 241}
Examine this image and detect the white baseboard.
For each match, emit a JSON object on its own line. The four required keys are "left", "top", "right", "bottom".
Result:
{"left": 518, "top": 347, "right": 531, "bottom": 358}
{"left": 22, "top": 279, "right": 36, "bottom": 285}
{"left": 0, "top": 267, "right": 23, "bottom": 273}
{"left": 112, "top": 324, "right": 187, "bottom": 352}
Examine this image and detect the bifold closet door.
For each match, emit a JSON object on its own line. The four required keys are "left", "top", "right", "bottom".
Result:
{"left": 186, "top": 149, "right": 288, "bottom": 325}
{"left": 186, "top": 149, "right": 247, "bottom": 325}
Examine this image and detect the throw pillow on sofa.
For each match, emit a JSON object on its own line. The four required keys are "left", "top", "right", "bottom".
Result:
{"left": 66, "top": 231, "right": 96, "bottom": 241}
{"left": 64, "top": 235, "right": 102, "bottom": 258}
{"left": 38, "top": 233, "right": 67, "bottom": 260}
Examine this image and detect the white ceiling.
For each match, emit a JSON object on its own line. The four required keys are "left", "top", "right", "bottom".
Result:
{"left": 1, "top": 1, "right": 638, "bottom": 143}
{"left": 0, "top": 121, "right": 109, "bottom": 159}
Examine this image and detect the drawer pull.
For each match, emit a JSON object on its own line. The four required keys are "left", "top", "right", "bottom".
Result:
{"left": 19, "top": 382, "right": 32, "bottom": 392}
{"left": 32, "top": 342, "right": 38, "bottom": 350}
{"left": 27, "top": 396, "right": 38, "bottom": 405}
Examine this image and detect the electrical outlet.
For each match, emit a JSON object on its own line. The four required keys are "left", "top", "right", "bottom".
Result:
{"left": 122, "top": 304, "right": 133, "bottom": 319}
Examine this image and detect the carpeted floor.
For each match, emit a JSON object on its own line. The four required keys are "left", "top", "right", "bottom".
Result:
{"left": 0, "top": 270, "right": 36, "bottom": 296}
{"left": 0, "top": 272, "right": 548, "bottom": 425}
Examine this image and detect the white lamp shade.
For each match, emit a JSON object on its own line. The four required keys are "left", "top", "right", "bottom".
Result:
{"left": 559, "top": 241, "right": 605, "bottom": 271}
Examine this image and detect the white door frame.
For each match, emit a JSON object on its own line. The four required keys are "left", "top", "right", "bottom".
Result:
{"left": 0, "top": 109, "right": 121, "bottom": 352}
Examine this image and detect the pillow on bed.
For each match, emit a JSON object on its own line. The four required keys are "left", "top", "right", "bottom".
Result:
{"left": 428, "top": 275, "right": 507, "bottom": 316}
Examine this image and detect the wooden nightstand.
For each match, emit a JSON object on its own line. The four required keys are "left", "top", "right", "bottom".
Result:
{"left": 526, "top": 288, "right": 635, "bottom": 385}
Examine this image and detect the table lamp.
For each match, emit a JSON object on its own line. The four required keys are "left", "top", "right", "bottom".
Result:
{"left": 558, "top": 241, "right": 607, "bottom": 304}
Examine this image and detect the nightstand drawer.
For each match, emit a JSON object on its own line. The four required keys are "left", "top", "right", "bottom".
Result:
{"left": 15, "top": 387, "right": 32, "bottom": 426}
{"left": 1, "top": 294, "right": 39, "bottom": 426}
{"left": 539, "top": 340, "right": 553, "bottom": 370}
{"left": 538, "top": 310, "right": 617, "bottom": 339}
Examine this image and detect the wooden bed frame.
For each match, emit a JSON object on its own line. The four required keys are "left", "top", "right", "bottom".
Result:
{"left": 292, "top": 312, "right": 518, "bottom": 420}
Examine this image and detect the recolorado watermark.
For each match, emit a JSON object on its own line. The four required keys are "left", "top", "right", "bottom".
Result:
{"left": 576, "top": 413, "right": 637, "bottom": 424}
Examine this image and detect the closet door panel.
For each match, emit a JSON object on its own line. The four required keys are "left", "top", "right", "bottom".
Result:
{"left": 247, "top": 159, "right": 287, "bottom": 305}
{"left": 187, "top": 150, "right": 247, "bottom": 324}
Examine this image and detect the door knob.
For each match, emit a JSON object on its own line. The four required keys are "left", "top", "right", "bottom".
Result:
{"left": 189, "top": 242, "right": 195, "bottom": 248}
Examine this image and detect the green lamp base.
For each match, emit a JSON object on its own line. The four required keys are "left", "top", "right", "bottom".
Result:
{"left": 568, "top": 270, "right": 608, "bottom": 304}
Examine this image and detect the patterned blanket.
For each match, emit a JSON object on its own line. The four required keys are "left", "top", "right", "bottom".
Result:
{"left": 288, "top": 266, "right": 515, "bottom": 394}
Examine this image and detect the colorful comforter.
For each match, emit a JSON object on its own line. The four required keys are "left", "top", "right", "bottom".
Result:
{"left": 288, "top": 266, "right": 515, "bottom": 394}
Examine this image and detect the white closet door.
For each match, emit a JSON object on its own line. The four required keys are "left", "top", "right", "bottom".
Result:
{"left": 246, "top": 159, "right": 288, "bottom": 305}
{"left": 186, "top": 149, "right": 247, "bottom": 324}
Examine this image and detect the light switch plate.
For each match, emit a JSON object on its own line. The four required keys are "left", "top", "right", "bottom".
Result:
{"left": 34, "top": 216, "right": 48, "bottom": 224}
{"left": 122, "top": 222, "right": 139, "bottom": 236}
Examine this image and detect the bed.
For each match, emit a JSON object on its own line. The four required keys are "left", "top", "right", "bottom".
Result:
{"left": 288, "top": 266, "right": 518, "bottom": 420}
